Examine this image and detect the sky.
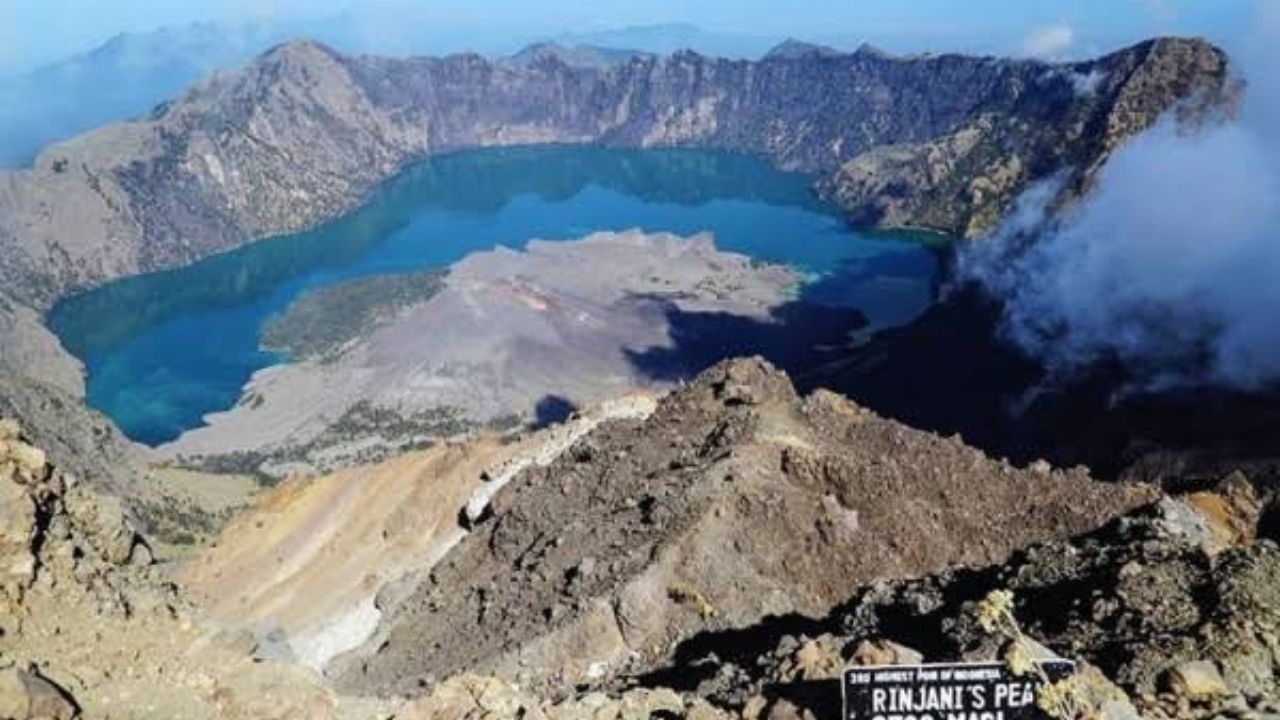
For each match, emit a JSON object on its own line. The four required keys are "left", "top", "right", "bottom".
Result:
{"left": 0, "top": 0, "right": 1256, "bottom": 75}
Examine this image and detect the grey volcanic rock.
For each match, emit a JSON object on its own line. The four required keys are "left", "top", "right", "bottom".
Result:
{"left": 822, "top": 38, "right": 1241, "bottom": 235}
{"left": 504, "top": 42, "right": 651, "bottom": 70}
{"left": 710, "top": 481, "right": 1280, "bottom": 720}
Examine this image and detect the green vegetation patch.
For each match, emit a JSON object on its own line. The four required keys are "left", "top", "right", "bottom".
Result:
{"left": 261, "top": 269, "right": 447, "bottom": 361}
{"left": 324, "top": 400, "right": 476, "bottom": 445}
{"left": 175, "top": 401, "right": 490, "bottom": 485}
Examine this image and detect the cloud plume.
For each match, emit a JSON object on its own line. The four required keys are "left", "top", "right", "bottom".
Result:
{"left": 959, "top": 7, "right": 1280, "bottom": 391}
{"left": 1020, "top": 23, "right": 1075, "bottom": 59}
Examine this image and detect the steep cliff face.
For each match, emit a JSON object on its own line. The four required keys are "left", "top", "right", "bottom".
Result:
{"left": 0, "top": 37, "right": 1233, "bottom": 312}
{"left": 822, "top": 38, "right": 1238, "bottom": 235}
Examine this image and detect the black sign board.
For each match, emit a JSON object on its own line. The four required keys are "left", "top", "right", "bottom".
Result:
{"left": 842, "top": 661, "right": 1076, "bottom": 720}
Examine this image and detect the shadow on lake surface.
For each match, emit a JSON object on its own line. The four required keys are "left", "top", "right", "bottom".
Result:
{"left": 625, "top": 299, "right": 869, "bottom": 385}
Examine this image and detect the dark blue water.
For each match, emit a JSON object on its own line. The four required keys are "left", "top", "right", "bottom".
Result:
{"left": 48, "top": 146, "right": 943, "bottom": 445}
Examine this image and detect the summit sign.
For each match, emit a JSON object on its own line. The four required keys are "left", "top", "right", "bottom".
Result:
{"left": 842, "top": 662, "right": 1076, "bottom": 720}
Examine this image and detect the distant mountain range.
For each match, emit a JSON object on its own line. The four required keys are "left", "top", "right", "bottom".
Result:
{"left": 551, "top": 22, "right": 781, "bottom": 59}
{"left": 0, "top": 22, "right": 285, "bottom": 168}
{"left": 0, "top": 20, "right": 789, "bottom": 169}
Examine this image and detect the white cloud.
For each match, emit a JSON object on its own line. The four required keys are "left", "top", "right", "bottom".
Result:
{"left": 1069, "top": 69, "right": 1107, "bottom": 96}
{"left": 1020, "top": 23, "right": 1074, "bottom": 60}
{"left": 959, "top": 4, "right": 1280, "bottom": 391}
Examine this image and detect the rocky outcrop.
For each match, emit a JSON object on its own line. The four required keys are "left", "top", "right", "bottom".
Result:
{"left": 822, "top": 38, "right": 1239, "bottom": 236}
{"left": 331, "top": 358, "right": 1154, "bottom": 696}
{"left": 0, "top": 419, "right": 146, "bottom": 715}
{"left": 0, "top": 418, "right": 147, "bottom": 607}
{"left": 0, "top": 419, "right": 399, "bottom": 719}
{"left": 638, "top": 475, "right": 1279, "bottom": 720}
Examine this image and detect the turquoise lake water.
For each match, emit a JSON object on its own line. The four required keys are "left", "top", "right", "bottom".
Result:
{"left": 47, "top": 146, "right": 942, "bottom": 445}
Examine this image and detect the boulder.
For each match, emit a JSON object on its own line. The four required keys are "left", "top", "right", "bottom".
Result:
{"left": 63, "top": 486, "right": 136, "bottom": 566}
{"left": 2, "top": 441, "right": 47, "bottom": 484}
{"left": 850, "top": 639, "right": 924, "bottom": 667}
{"left": 1162, "top": 660, "right": 1230, "bottom": 700}
{"left": 773, "top": 635, "right": 847, "bottom": 681}
{"left": 617, "top": 688, "right": 683, "bottom": 720}
{"left": 0, "top": 666, "right": 78, "bottom": 720}
{"left": 0, "top": 470, "right": 37, "bottom": 597}
{"left": 0, "top": 419, "right": 20, "bottom": 442}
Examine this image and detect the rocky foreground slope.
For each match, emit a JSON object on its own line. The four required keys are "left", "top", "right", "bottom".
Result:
{"left": 3, "top": 360, "right": 1277, "bottom": 719}
{"left": 327, "top": 358, "right": 1153, "bottom": 695}
{"left": 396, "top": 474, "right": 1279, "bottom": 720}
{"left": 0, "top": 419, "right": 392, "bottom": 719}
{"left": 181, "top": 393, "right": 659, "bottom": 670}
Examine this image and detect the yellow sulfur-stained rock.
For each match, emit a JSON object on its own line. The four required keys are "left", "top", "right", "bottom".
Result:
{"left": 1182, "top": 471, "right": 1263, "bottom": 557}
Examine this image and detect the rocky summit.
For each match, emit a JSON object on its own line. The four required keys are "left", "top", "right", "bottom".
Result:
{"left": 328, "top": 358, "right": 1151, "bottom": 695}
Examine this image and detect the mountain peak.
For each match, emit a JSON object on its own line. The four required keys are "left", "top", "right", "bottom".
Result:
{"left": 261, "top": 37, "right": 339, "bottom": 64}
{"left": 506, "top": 41, "right": 649, "bottom": 69}
{"left": 854, "top": 41, "right": 892, "bottom": 58}
{"left": 763, "top": 38, "right": 842, "bottom": 60}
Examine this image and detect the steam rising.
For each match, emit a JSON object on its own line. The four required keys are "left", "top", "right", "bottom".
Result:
{"left": 959, "top": 9, "right": 1280, "bottom": 391}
